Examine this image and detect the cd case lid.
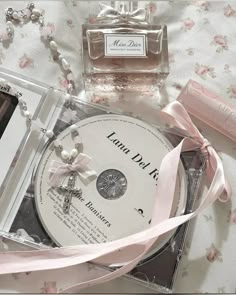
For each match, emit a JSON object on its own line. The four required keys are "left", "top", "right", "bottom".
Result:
{"left": 0, "top": 68, "right": 65, "bottom": 231}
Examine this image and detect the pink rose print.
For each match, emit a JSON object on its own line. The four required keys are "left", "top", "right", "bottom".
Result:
{"left": 229, "top": 209, "right": 236, "bottom": 223}
{"left": 18, "top": 54, "right": 34, "bottom": 69}
{"left": 211, "top": 35, "right": 228, "bottom": 52}
{"left": 206, "top": 243, "right": 222, "bottom": 262}
{"left": 90, "top": 94, "right": 109, "bottom": 105}
{"left": 224, "top": 4, "right": 236, "bottom": 17}
{"left": 230, "top": 86, "right": 236, "bottom": 97}
{"left": 40, "top": 22, "right": 55, "bottom": 40}
{"left": 148, "top": 2, "right": 157, "bottom": 14}
{"left": 58, "top": 77, "right": 69, "bottom": 90}
{"left": 192, "top": 0, "right": 209, "bottom": 11}
{"left": 47, "top": 23, "right": 55, "bottom": 32}
{"left": 195, "top": 63, "right": 216, "bottom": 79}
{"left": 214, "top": 35, "right": 227, "bottom": 47}
{"left": 41, "top": 281, "right": 57, "bottom": 293}
{"left": 182, "top": 18, "right": 195, "bottom": 31}
{"left": 88, "top": 14, "right": 97, "bottom": 24}
{"left": 227, "top": 85, "right": 236, "bottom": 98}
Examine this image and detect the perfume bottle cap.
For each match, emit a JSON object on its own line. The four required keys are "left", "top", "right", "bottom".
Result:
{"left": 96, "top": 3, "right": 149, "bottom": 24}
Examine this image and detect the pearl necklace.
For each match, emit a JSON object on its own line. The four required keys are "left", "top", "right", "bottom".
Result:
{"left": 1, "top": 2, "right": 75, "bottom": 94}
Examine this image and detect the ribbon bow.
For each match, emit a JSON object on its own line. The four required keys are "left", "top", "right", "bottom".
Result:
{"left": 49, "top": 153, "right": 97, "bottom": 187}
{"left": 97, "top": 3, "right": 148, "bottom": 23}
{"left": 161, "top": 101, "right": 231, "bottom": 202}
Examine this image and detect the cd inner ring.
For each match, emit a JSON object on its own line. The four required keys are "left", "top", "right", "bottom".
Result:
{"left": 34, "top": 114, "right": 187, "bottom": 266}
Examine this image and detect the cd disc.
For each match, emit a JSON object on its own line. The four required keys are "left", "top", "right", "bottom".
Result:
{"left": 35, "top": 114, "right": 187, "bottom": 260}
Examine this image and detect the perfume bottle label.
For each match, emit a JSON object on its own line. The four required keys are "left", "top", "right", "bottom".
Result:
{"left": 104, "top": 34, "right": 146, "bottom": 57}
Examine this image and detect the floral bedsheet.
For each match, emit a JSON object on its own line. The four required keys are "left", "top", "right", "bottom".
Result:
{"left": 0, "top": 1, "right": 236, "bottom": 293}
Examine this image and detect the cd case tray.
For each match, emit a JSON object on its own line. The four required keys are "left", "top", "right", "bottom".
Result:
{"left": 0, "top": 69, "right": 204, "bottom": 293}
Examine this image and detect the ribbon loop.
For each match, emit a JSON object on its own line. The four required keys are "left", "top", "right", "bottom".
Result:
{"left": 200, "top": 138, "right": 211, "bottom": 157}
{"left": 97, "top": 3, "right": 148, "bottom": 24}
{"left": 49, "top": 153, "right": 97, "bottom": 187}
{"left": 162, "top": 101, "right": 230, "bottom": 202}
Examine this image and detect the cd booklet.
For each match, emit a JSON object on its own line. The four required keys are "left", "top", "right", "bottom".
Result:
{"left": 0, "top": 73, "right": 204, "bottom": 293}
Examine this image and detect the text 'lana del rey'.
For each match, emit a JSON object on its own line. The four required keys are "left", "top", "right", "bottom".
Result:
{"left": 107, "top": 131, "right": 159, "bottom": 185}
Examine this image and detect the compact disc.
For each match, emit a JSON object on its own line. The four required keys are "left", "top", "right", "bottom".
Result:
{"left": 35, "top": 114, "right": 187, "bottom": 257}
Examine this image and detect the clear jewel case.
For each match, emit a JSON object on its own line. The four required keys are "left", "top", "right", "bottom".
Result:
{"left": 0, "top": 68, "right": 205, "bottom": 293}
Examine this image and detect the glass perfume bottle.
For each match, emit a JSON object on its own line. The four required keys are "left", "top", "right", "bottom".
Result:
{"left": 82, "top": 1, "right": 169, "bottom": 94}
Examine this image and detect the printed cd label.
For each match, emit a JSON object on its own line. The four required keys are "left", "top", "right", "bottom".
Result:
{"left": 35, "top": 115, "right": 187, "bottom": 247}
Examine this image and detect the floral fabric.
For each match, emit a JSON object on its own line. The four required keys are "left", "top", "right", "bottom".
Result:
{"left": 0, "top": 0, "right": 236, "bottom": 293}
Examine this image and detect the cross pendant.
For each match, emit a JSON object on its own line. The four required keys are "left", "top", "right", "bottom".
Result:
{"left": 57, "top": 172, "right": 82, "bottom": 214}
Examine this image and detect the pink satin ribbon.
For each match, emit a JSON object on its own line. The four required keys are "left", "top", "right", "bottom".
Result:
{"left": 49, "top": 153, "right": 97, "bottom": 187}
{"left": 0, "top": 101, "right": 230, "bottom": 293}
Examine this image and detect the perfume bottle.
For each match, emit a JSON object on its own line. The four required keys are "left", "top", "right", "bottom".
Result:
{"left": 82, "top": 1, "right": 169, "bottom": 93}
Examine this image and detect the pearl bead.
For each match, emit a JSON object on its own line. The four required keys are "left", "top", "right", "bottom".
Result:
{"left": 18, "top": 97, "right": 24, "bottom": 103}
{"left": 12, "top": 11, "right": 19, "bottom": 19}
{"left": 61, "top": 150, "right": 69, "bottom": 160}
{"left": 28, "top": 3, "right": 35, "bottom": 10}
{"left": 50, "top": 40, "right": 58, "bottom": 51}
{"left": 67, "top": 83, "right": 73, "bottom": 93}
{"left": 7, "top": 32, "right": 13, "bottom": 38}
{"left": 67, "top": 72, "right": 75, "bottom": 82}
{"left": 70, "top": 149, "right": 78, "bottom": 158}
{"left": 32, "top": 8, "right": 41, "bottom": 16}
{"left": 58, "top": 54, "right": 63, "bottom": 61}
{"left": 24, "top": 110, "right": 30, "bottom": 117}
{"left": 62, "top": 58, "right": 70, "bottom": 71}
{"left": 39, "top": 16, "right": 44, "bottom": 24}
{"left": 6, "top": 21, "right": 13, "bottom": 28}
{"left": 31, "top": 14, "right": 37, "bottom": 20}
{"left": 46, "top": 130, "right": 54, "bottom": 138}
{"left": 23, "top": 8, "right": 31, "bottom": 19}
{"left": 70, "top": 124, "right": 77, "bottom": 133}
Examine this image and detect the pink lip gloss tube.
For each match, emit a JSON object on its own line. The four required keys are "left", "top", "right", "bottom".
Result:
{"left": 177, "top": 79, "right": 236, "bottom": 142}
